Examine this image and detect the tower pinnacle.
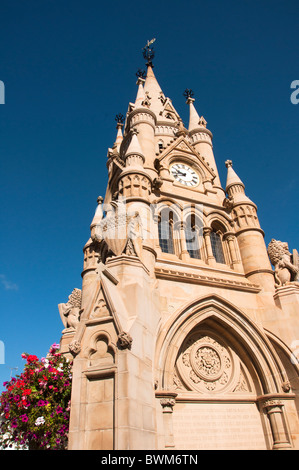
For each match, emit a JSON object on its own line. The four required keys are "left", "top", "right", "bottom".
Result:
{"left": 225, "top": 159, "right": 245, "bottom": 191}
{"left": 184, "top": 89, "right": 207, "bottom": 131}
{"left": 114, "top": 113, "right": 124, "bottom": 150}
{"left": 225, "top": 159, "right": 253, "bottom": 205}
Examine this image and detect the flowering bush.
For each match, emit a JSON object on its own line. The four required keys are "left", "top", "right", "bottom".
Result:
{"left": 0, "top": 344, "right": 72, "bottom": 450}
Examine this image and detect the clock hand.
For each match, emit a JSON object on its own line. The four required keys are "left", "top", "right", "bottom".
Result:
{"left": 173, "top": 170, "right": 186, "bottom": 176}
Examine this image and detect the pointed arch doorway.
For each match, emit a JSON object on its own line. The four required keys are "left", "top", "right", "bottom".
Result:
{"left": 155, "top": 295, "right": 293, "bottom": 450}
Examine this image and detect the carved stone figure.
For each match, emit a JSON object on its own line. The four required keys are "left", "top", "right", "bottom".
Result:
{"left": 58, "top": 288, "right": 82, "bottom": 330}
{"left": 267, "top": 239, "right": 299, "bottom": 286}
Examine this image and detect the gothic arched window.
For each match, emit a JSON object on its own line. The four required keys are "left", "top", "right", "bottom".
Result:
{"left": 210, "top": 230, "right": 225, "bottom": 264}
{"left": 185, "top": 214, "right": 202, "bottom": 259}
{"left": 158, "top": 209, "right": 176, "bottom": 254}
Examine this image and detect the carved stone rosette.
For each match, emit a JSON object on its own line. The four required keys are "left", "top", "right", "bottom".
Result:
{"left": 175, "top": 330, "right": 244, "bottom": 394}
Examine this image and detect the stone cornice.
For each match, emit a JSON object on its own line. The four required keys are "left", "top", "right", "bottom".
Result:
{"left": 155, "top": 266, "right": 260, "bottom": 292}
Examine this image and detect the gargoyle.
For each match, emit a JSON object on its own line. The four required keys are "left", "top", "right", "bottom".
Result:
{"left": 267, "top": 239, "right": 299, "bottom": 287}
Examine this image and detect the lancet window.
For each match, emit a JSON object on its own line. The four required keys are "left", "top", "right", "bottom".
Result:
{"left": 210, "top": 230, "right": 225, "bottom": 264}
{"left": 158, "top": 209, "right": 177, "bottom": 255}
{"left": 185, "top": 214, "right": 202, "bottom": 260}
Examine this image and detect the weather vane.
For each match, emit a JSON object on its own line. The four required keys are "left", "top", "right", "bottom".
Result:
{"left": 142, "top": 38, "right": 156, "bottom": 66}
{"left": 183, "top": 89, "right": 194, "bottom": 100}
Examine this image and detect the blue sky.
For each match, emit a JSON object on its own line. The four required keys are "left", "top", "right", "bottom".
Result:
{"left": 0, "top": 0, "right": 298, "bottom": 391}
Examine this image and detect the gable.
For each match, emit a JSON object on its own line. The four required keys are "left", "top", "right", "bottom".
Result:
{"left": 156, "top": 135, "right": 216, "bottom": 180}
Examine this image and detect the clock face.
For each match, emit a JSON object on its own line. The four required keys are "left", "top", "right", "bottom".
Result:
{"left": 170, "top": 163, "right": 200, "bottom": 187}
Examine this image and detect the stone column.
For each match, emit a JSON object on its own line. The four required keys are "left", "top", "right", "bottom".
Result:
{"left": 261, "top": 399, "right": 292, "bottom": 449}
{"left": 203, "top": 227, "right": 216, "bottom": 265}
{"left": 179, "top": 222, "right": 189, "bottom": 262}
{"left": 223, "top": 233, "right": 243, "bottom": 272}
{"left": 158, "top": 392, "right": 177, "bottom": 448}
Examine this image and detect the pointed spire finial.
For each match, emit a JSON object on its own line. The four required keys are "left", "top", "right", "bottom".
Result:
{"left": 142, "top": 38, "right": 156, "bottom": 67}
{"left": 225, "top": 159, "right": 233, "bottom": 168}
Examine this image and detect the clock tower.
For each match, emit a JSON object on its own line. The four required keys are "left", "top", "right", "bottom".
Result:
{"left": 59, "top": 43, "right": 299, "bottom": 450}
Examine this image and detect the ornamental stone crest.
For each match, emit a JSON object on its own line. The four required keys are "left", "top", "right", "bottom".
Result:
{"left": 91, "top": 199, "right": 143, "bottom": 261}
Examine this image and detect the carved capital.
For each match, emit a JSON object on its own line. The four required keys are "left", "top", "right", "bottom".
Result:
{"left": 156, "top": 391, "right": 177, "bottom": 413}
{"left": 160, "top": 398, "right": 176, "bottom": 411}
{"left": 203, "top": 226, "right": 212, "bottom": 236}
{"left": 223, "top": 232, "right": 235, "bottom": 242}
{"left": 261, "top": 399, "right": 283, "bottom": 411}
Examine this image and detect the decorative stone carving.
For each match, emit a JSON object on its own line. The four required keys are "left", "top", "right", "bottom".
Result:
{"left": 92, "top": 201, "right": 144, "bottom": 261}
{"left": 267, "top": 239, "right": 299, "bottom": 286}
{"left": 141, "top": 91, "right": 151, "bottom": 108}
{"left": 152, "top": 177, "right": 163, "bottom": 190}
{"left": 175, "top": 118, "right": 187, "bottom": 137}
{"left": 58, "top": 288, "right": 82, "bottom": 330}
{"left": 223, "top": 195, "right": 234, "bottom": 210}
{"left": 90, "top": 293, "right": 109, "bottom": 319}
{"left": 117, "top": 331, "right": 133, "bottom": 350}
{"left": 88, "top": 336, "right": 114, "bottom": 366}
{"left": 69, "top": 339, "right": 81, "bottom": 356}
{"left": 174, "top": 330, "right": 251, "bottom": 395}
{"left": 160, "top": 398, "right": 176, "bottom": 411}
{"left": 177, "top": 333, "right": 235, "bottom": 393}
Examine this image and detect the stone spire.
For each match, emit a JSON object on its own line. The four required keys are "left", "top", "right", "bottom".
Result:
{"left": 184, "top": 89, "right": 221, "bottom": 188}
{"left": 90, "top": 196, "right": 104, "bottom": 242}
{"left": 114, "top": 114, "right": 124, "bottom": 151}
{"left": 134, "top": 73, "right": 146, "bottom": 108}
{"left": 184, "top": 90, "right": 207, "bottom": 131}
{"left": 124, "top": 128, "right": 145, "bottom": 168}
{"left": 187, "top": 96, "right": 200, "bottom": 131}
{"left": 224, "top": 160, "right": 274, "bottom": 292}
{"left": 225, "top": 160, "right": 252, "bottom": 204}
{"left": 143, "top": 63, "right": 165, "bottom": 116}
{"left": 225, "top": 159, "right": 245, "bottom": 190}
